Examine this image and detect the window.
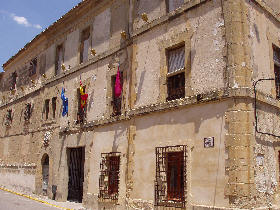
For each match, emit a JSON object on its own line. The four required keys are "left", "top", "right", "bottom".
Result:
{"left": 11, "top": 72, "right": 17, "bottom": 90}
{"left": 99, "top": 152, "right": 120, "bottom": 200}
{"left": 155, "top": 145, "right": 187, "bottom": 208}
{"left": 24, "top": 103, "right": 32, "bottom": 122}
{"left": 29, "top": 58, "right": 37, "bottom": 76}
{"left": 166, "top": 46, "right": 185, "bottom": 101}
{"left": 111, "top": 73, "right": 123, "bottom": 116}
{"left": 76, "top": 86, "right": 86, "bottom": 124}
{"left": 5, "top": 109, "right": 13, "bottom": 126}
{"left": 167, "top": 0, "right": 184, "bottom": 12}
{"left": 273, "top": 45, "right": 280, "bottom": 99}
{"left": 80, "top": 27, "right": 90, "bottom": 64}
{"left": 44, "top": 99, "right": 50, "bottom": 120}
{"left": 55, "top": 44, "right": 64, "bottom": 75}
{"left": 52, "top": 97, "right": 57, "bottom": 119}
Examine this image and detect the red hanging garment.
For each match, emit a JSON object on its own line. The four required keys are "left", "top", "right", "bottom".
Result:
{"left": 114, "top": 65, "right": 122, "bottom": 98}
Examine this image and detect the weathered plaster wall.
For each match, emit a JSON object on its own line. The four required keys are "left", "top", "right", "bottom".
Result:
{"left": 134, "top": 0, "right": 226, "bottom": 107}
{"left": 130, "top": 101, "right": 229, "bottom": 208}
{"left": 248, "top": 0, "right": 280, "bottom": 96}
{"left": 85, "top": 122, "right": 128, "bottom": 209}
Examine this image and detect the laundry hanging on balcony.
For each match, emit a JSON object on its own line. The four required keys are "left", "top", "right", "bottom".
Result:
{"left": 114, "top": 65, "right": 122, "bottom": 98}
{"left": 80, "top": 81, "right": 88, "bottom": 109}
{"left": 61, "top": 88, "right": 68, "bottom": 117}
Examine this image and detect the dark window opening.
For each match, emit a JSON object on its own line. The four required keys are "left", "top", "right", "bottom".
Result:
{"left": 155, "top": 145, "right": 187, "bottom": 208}
{"left": 166, "top": 46, "right": 185, "bottom": 101}
{"left": 99, "top": 152, "right": 120, "bottom": 200}
{"left": 55, "top": 44, "right": 64, "bottom": 75}
{"left": 77, "top": 86, "right": 86, "bottom": 124}
{"left": 273, "top": 45, "right": 280, "bottom": 99}
{"left": 52, "top": 97, "right": 57, "bottom": 119}
{"left": 24, "top": 103, "right": 32, "bottom": 122}
{"left": 44, "top": 99, "right": 50, "bottom": 120}
{"left": 11, "top": 72, "right": 17, "bottom": 90}
{"left": 111, "top": 73, "right": 123, "bottom": 116}
{"left": 80, "top": 27, "right": 90, "bottom": 64}
{"left": 5, "top": 109, "right": 13, "bottom": 126}
{"left": 167, "top": 0, "right": 184, "bottom": 13}
{"left": 29, "top": 58, "right": 37, "bottom": 76}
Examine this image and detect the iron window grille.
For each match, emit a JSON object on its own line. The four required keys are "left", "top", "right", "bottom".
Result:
{"left": 111, "top": 73, "right": 123, "bottom": 117}
{"left": 24, "top": 103, "right": 32, "bottom": 122}
{"left": 76, "top": 86, "right": 86, "bottom": 124}
{"left": 52, "top": 97, "right": 57, "bottom": 119}
{"left": 273, "top": 45, "right": 280, "bottom": 99}
{"left": 155, "top": 145, "right": 187, "bottom": 208}
{"left": 99, "top": 152, "right": 121, "bottom": 201}
{"left": 166, "top": 46, "right": 185, "bottom": 101}
{"left": 44, "top": 99, "right": 50, "bottom": 120}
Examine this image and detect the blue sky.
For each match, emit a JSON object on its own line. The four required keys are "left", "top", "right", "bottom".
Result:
{"left": 0, "top": 0, "right": 82, "bottom": 71}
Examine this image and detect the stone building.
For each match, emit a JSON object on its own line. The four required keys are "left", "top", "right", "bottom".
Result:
{"left": 0, "top": 0, "right": 280, "bottom": 209}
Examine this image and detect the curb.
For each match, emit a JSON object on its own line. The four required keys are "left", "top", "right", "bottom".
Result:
{"left": 0, "top": 187, "right": 73, "bottom": 210}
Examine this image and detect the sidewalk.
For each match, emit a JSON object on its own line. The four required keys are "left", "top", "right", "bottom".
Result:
{"left": 0, "top": 185, "right": 86, "bottom": 210}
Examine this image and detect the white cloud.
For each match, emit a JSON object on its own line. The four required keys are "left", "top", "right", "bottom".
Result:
{"left": 0, "top": 11, "right": 42, "bottom": 30}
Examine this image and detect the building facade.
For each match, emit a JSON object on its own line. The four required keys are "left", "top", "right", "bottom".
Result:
{"left": 0, "top": 0, "right": 280, "bottom": 209}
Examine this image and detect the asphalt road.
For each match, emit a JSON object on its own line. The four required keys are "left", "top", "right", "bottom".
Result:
{"left": 0, "top": 190, "right": 59, "bottom": 210}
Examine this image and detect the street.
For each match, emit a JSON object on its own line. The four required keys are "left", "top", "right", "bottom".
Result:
{"left": 0, "top": 190, "right": 59, "bottom": 210}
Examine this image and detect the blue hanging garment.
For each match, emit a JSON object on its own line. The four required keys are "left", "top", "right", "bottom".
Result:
{"left": 61, "top": 88, "right": 68, "bottom": 117}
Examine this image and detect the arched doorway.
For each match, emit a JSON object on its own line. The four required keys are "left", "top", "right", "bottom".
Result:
{"left": 42, "top": 154, "right": 49, "bottom": 195}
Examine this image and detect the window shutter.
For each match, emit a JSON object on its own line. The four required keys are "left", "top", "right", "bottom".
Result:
{"left": 168, "top": 46, "right": 185, "bottom": 73}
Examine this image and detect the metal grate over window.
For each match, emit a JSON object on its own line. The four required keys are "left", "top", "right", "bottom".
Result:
{"left": 155, "top": 145, "right": 187, "bottom": 208}
{"left": 99, "top": 152, "right": 121, "bottom": 201}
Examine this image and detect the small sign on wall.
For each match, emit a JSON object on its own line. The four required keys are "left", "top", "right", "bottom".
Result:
{"left": 204, "top": 137, "right": 214, "bottom": 148}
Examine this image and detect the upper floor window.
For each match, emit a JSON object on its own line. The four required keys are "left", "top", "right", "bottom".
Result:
{"left": 167, "top": 0, "right": 184, "bottom": 13}
{"left": 111, "top": 72, "right": 123, "bottom": 116}
{"left": 99, "top": 152, "right": 120, "bottom": 200}
{"left": 55, "top": 44, "right": 64, "bottom": 75}
{"left": 52, "top": 97, "right": 57, "bottom": 119}
{"left": 80, "top": 27, "right": 90, "bottom": 64}
{"left": 29, "top": 58, "right": 37, "bottom": 76}
{"left": 76, "top": 84, "right": 88, "bottom": 124}
{"left": 44, "top": 99, "right": 50, "bottom": 120}
{"left": 11, "top": 72, "right": 17, "bottom": 90}
{"left": 273, "top": 45, "right": 280, "bottom": 99}
{"left": 166, "top": 45, "right": 185, "bottom": 101}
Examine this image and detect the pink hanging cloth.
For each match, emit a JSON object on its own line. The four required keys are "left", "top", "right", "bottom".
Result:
{"left": 114, "top": 65, "right": 122, "bottom": 98}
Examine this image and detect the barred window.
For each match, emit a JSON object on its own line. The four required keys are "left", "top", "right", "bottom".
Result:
{"left": 167, "top": 0, "right": 184, "bottom": 13}
{"left": 111, "top": 73, "right": 123, "bottom": 117}
{"left": 76, "top": 86, "right": 86, "bottom": 124}
{"left": 52, "top": 97, "right": 57, "bottom": 119}
{"left": 155, "top": 145, "right": 187, "bottom": 208}
{"left": 166, "top": 46, "right": 185, "bottom": 101}
{"left": 99, "top": 152, "right": 120, "bottom": 201}
{"left": 44, "top": 99, "right": 50, "bottom": 120}
{"left": 11, "top": 72, "right": 17, "bottom": 90}
{"left": 273, "top": 45, "right": 280, "bottom": 99}
{"left": 24, "top": 103, "right": 32, "bottom": 122}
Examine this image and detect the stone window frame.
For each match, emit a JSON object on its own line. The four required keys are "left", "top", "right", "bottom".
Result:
{"left": 29, "top": 57, "right": 38, "bottom": 77}
{"left": 105, "top": 61, "right": 127, "bottom": 118}
{"left": 158, "top": 31, "right": 192, "bottom": 102}
{"left": 78, "top": 25, "right": 93, "bottom": 65}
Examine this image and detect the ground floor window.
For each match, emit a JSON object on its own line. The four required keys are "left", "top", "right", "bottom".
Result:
{"left": 99, "top": 152, "right": 120, "bottom": 200}
{"left": 155, "top": 145, "right": 187, "bottom": 208}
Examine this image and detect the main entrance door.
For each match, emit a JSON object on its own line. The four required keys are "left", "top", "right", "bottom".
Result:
{"left": 67, "top": 147, "right": 85, "bottom": 202}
